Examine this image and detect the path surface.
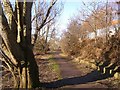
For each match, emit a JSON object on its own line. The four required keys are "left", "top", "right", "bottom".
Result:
{"left": 41, "top": 51, "right": 112, "bottom": 88}
{"left": 54, "top": 51, "right": 82, "bottom": 78}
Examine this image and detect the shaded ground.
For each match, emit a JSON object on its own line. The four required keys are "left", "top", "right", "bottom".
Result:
{"left": 50, "top": 51, "right": 82, "bottom": 78}
{"left": 39, "top": 50, "right": 119, "bottom": 89}
{"left": 35, "top": 52, "right": 61, "bottom": 82}
{"left": 1, "top": 50, "right": 120, "bottom": 89}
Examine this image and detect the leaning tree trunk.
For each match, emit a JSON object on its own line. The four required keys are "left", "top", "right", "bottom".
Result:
{"left": 0, "top": 1, "right": 40, "bottom": 88}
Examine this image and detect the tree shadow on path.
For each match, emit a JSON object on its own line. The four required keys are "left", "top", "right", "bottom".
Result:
{"left": 40, "top": 70, "right": 113, "bottom": 88}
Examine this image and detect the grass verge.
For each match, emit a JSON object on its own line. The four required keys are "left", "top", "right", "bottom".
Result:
{"left": 48, "top": 55, "right": 62, "bottom": 79}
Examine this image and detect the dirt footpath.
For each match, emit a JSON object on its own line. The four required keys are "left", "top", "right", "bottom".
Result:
{"left": 39, "top": 51, "right": 113, "bottom": 89}
{"left": 37, "top": 51, "right": 119, "bottom": 89}
{"left": 54, "top": 52, "right": 82, "bottom": 78}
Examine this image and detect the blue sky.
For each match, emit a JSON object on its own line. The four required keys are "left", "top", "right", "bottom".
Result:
{"left": 56, "top": 0, "right": 119, "bottom": 37}
{"left": 56, "top": 1, "right": 83, "bottom": 37}
{"left": 9, "top": 0, "right": 119, "bottom": 36}
{"left": 59, "top": 2, "right": 82, "bottom": 27}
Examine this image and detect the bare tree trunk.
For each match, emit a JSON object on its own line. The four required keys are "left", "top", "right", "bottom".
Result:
{"left": 44, "top": 25, "right": 50, "bottom": 53}
{"left": 32, "top": 0, "right": 58, "bottom": 46}
{"left": 0, "top": 1, "right": 40, "bottom": 88}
